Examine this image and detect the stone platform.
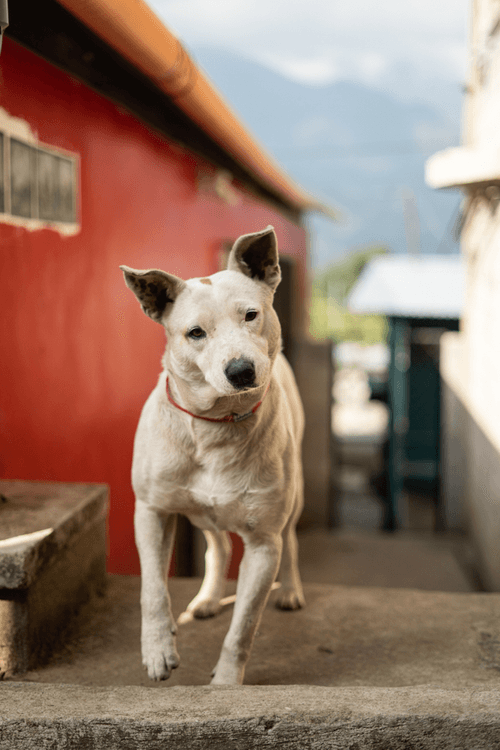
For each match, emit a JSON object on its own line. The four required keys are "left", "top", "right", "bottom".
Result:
{"left": 0, "top": 481, "right": 108, "bottom": 674}
{"left": 298, "top": 528, "right": 474, "bottom": 592}
{"left": 2, "top": 683, "right": 500, "bottom": 749}
{"left": 2, "top": 576, "right": 500, "bottom": 747}
{"left": 5, "top": 575, "right": 500, "bottom": 689}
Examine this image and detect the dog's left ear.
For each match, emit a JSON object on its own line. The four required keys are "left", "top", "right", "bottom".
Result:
{"left": 227, "top": 226, "right": 281, "bottom": 291}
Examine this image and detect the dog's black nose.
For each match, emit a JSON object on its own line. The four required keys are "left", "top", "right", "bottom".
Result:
{"left": 224, "top": 358, "right": 256, "bottom": 389}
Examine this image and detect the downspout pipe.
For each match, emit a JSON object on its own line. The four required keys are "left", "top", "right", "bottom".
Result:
{"left": 0, "top": 0, "right": 8, "bottom": 55}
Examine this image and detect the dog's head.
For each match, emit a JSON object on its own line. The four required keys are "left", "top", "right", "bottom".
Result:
{"left": 120, "top": 227, "right": 282, "bottom": 398}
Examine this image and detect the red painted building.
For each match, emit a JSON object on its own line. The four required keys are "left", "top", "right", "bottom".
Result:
{"left": 1, "top": 0, "right": 330, "bottom": 577}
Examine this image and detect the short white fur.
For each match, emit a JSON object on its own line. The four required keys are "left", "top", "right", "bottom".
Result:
{"left": 120, "top": 226, "right": 305, "bottom": 685}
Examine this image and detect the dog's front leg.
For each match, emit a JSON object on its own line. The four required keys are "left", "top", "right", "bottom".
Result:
{"left": 134, "top": 501, "right": 180, "bottom": 680}
{"left": 211, "top": 533, "right": 282, "bottom": 685}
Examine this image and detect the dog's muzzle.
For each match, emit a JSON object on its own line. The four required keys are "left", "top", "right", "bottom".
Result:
{"left": 224, "top": 357, "right": 256, "bottom": 389}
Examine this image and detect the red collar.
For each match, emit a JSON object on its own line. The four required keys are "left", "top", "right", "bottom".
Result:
{"left": 166, "top": 377, "right": 268, "bottom": 423}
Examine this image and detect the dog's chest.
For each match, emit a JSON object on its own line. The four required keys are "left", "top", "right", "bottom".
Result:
{"left": 174, "top": 459, "right": 251, "bottom": 532}
{"left": 186, "top": 457, "right": 252, "bottom": 509}
{"left": 170, "top": 434, "right": 281, "bottom": 531}
{"left": 146, "top": 405, "right": 285, "bottom": 530}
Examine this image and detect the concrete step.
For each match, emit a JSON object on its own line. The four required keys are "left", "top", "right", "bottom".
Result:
{"left": 2, "top": 576, "right": 500, "bottom": 747}
{"left": 6, "top": 575, "right": 499, "bottom": 688}
{"left": 298, "top": 528, "right": 475, "bottom": 592}
{"left": 0, "top": 480, "right": 108, "bottom": 674}
{"left": 2, "top": 682, "right": 500, "bottom": 749}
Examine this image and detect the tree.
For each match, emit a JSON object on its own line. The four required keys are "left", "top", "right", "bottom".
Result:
{"left": 310, "top": 246, "right": 388, "bottom": 343}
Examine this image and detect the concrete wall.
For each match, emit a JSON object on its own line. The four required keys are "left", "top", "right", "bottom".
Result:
{"left": 292, "top": 339, "right": 334, "bottom": 528}
{"left": 439, "top": 332, "right": 468, "bottom": 533}
{"left": 438, "top": 0, "right": 500, "bottom": 590}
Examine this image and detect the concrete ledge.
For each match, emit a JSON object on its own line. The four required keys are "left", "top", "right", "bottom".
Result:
{"left": 1, "top": 683, "right": 500, "bottom": 749}
{"left": 0, "top": 481, "right": 108, "bottom": 673}
{"left": 9, "top": 577, "right": 500, "bottom": 688}
{"left": 0, "top": 481, "right": 107, "bottom": 589}
{"left": 3, "top": 577, "right": 500, "bottom": 746}
{"left": 425, "top": 145, "right": 500, "bottom": 189}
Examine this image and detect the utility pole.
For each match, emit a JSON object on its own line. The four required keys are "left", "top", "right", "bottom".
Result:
{"left": 402, "top": 187, "right": 421, "bottom": 255}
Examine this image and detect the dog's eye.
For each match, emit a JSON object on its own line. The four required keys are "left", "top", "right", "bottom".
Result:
{"left": 187, "top": 327, "right": 206, "bottom": 339}
{"left": 245, "top": 310, "right": 258, "bottom": 322}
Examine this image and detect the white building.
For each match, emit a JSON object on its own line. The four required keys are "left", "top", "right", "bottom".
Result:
{"left": 426, "top": 0, "right": 500, "bottom": 589}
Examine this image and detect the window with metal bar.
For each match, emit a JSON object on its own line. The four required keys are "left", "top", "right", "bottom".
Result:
{"left": 0, "top": 131, "right": 77, "bottom": 224}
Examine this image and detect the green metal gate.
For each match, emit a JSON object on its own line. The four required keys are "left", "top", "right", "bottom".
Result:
{"left": 385, "top": 316, "right": 459, "bottom": 530}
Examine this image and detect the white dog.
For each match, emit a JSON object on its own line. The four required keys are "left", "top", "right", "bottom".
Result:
{"left": 121, "top": 226, "right": 305, "bottom": 685}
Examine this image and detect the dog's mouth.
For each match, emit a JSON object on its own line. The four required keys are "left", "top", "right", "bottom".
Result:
{"left": 233, "top": 383, "right": 260, "bottom": 394}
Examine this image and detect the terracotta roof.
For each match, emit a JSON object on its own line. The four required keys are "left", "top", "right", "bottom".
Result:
{"left": 57, "top": 0, "right": 336, "bottom": 217}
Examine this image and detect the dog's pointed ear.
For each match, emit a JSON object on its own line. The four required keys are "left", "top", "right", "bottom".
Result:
{"left": 227, "top": 226, "right": 281, "bottom": 291}
{"left": 120, "top": 265, "right": 186, "bottom": 323}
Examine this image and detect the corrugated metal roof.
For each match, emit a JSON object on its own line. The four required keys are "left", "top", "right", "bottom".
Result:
{"left": 348, "top": 254, "right": 465, "bottom": 319}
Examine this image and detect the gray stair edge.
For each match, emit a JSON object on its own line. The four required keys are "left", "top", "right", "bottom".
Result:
{"left": 1, "top": 683, "right": 500, "bottom": 749}
{"left": 0, "top": 483, "right": 108, "bottom": 589}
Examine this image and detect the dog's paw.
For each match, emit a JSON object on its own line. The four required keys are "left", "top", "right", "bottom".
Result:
{"left": 142, "top": 643, "right": 180, "bottom": 681}
{"left": 275, "top": 587, "right": 305, "bottom": 611}
{"left": 187, "top": 597, "right": 222, "bottom": 619}
{"left": 141, "top": 626, "right": 180, "bottom": 681}
{"left": 210, "top": 658, "right": 245, "bottom": 685}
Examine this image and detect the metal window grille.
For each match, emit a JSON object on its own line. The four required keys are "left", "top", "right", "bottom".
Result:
{"left": 1, "top": 131, "right": 76, "bottom": 223}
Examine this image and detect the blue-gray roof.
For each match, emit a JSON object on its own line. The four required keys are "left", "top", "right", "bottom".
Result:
{"left": 348, "top": 254, "right": 465, "bottom": 319}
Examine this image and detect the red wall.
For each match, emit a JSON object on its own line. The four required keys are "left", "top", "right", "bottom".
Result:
{"left": 0, "top": 39, "right": 307, "bottom": 576}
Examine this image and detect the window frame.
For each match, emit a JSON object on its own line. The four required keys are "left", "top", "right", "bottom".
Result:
{"left": 0, "top": 118, "right": 79, "bottom": 232}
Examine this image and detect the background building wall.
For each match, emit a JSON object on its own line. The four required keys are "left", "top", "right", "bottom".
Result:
{"left": 459, "top": 200, "right": 500, "bottom": 590}
{"left": 0, "top": 38, "right": 307, "bottom": 575}
{"left": 439, "top": 331, "right": 468, "bottom": 533}
{"left": 443, "top": 0, "right": 500, "bottom": 589}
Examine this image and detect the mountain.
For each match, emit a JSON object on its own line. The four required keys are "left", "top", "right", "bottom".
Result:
{"left": 192, "top": 47, "right": 463, "bottom": 268}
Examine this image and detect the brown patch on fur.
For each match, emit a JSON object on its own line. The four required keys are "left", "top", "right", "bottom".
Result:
{"left": 200, "top": 278, "right": 212, "bottom": 285}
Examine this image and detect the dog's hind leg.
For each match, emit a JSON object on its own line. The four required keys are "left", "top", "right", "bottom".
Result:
{"left": 186, "top": 529, "right": 231, "bottom": 618}
{"left": 135, "top": 502, "right": 180, "bottom": 680}
{"left": 275, "top": 518, "right": 305, "bottom": 610}
{"left": 275, "top": 474, "right": 306, "bottom": 610}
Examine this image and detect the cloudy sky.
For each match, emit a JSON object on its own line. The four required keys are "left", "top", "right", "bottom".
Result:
{"left": 149, "top": 0, "right": 470, "bottom": 104}
{"left": 146, "top": 0, "right": 470, "bottom": 266}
